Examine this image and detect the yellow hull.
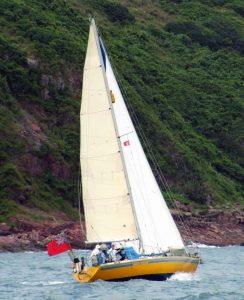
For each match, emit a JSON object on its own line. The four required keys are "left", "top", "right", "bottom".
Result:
{"left": 73, "top": 256, "right": 199, "bottom": 283}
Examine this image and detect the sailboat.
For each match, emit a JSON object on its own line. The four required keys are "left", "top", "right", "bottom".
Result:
{"left": 74, "top": 19, "right": 200, "bottom": 283}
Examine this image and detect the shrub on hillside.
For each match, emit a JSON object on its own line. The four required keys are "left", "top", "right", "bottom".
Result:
{"left": 165, "top": 18, "right": 243, "bottom": 53}
{"left": 225, "top": 2, "right": 244, "bottom": 17}
{"left": 101, "top": 2, "right": 135, "bottom": 24}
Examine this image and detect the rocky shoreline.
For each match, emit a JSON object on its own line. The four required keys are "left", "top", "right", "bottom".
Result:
{"left": 0, "top": 209, "right": 243, "bottom": 252}
{"left": 173, "top": 208, "right": 244, "bottom": 246}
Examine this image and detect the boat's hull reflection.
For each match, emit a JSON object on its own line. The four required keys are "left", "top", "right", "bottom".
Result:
{"left": 73, "top": 256, "right": 199, "bottom": 283}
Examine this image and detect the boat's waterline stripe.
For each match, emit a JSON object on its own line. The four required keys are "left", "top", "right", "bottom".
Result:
{"left": 148, "top": 259, "right": 199, "bottom": 265}
{"left": 100, "top": 259, "right": 199, "bottom": 270}
{"left": 101, "top": 262, "right": 133, "bottom": 270}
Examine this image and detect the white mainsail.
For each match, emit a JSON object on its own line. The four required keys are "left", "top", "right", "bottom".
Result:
{"left": 80, "top": 21, "right": 138, "bottom": 243}
{"left": 99, "top": 40, "right": 185, "bottom": 253}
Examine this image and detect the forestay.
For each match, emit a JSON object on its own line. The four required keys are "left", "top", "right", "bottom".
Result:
{"left": 80, "top": 21, "right": 138, "bottom": 243}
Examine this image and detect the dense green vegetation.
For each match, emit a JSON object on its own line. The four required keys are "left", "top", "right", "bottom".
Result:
{"left": 0, "top": 0, "right": 243, "bottom": 222}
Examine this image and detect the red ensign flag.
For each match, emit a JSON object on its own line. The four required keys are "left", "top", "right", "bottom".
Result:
{"left": 47, "top": 239, "right": 71, "bottom": 256}
{"left": 124, "top": 140, "right": 130, "bottom": 146}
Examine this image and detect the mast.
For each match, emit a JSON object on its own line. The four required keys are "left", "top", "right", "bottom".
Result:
{"left": 91, "top": 19, "right": 142, "bottom": 248}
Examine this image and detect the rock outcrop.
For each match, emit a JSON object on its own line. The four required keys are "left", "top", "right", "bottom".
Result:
{"left": 173, "top": 208, "right": 244, "bottom": 246}
{"left": 0, "top": 208, "right": 243, "bottom": 252}
{"left": 0, "top": 220, "right": 86, "bottom": 252}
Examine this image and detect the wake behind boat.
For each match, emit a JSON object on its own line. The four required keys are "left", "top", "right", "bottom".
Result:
{"left": 48, "top": 18, "right": 200, "bottom": 282}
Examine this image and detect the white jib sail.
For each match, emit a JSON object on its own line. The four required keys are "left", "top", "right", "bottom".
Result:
{"left": 80, "top": 22, "right": 138, "bottom": 243}
{"left": 99, "top": 39, "right": 185, "bottom": 253}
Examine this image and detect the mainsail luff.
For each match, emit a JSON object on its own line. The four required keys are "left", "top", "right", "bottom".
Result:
{"left": 80, "top": 20, "right": 138, "bottom": 243}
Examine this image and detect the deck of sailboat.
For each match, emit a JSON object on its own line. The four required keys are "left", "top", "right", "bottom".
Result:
{"left": 74, "top": 255, "right": 200, "bottom": 283}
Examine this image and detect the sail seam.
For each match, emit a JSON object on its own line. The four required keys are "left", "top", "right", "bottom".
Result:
{"left": 85, "top": 238, "right": 139, "bottom": 244}
{"left": 84, "top": 194, "right": 130, "bottom": 201}
{"left": 81, "top": 108, "right": 110, "bottom": 115}
{"left": 84, "top": 66, "right": 102, "bottom": 70}
{"left": 81, "top": 151, "right": 120, "bottom": 159}
{"left": 118, "top": 131, "right": 134, "bottom": 138}
{"left": 81, "top": 134, "right": 115, "bottom": 138}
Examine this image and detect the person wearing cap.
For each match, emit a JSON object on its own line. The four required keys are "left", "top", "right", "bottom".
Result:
{"left": 116, "top": 247, "right": 128, "bottom": 261}
{"left": 108, "top": 243, "right": 117, "bottom": 262}
{"left": 90, "top": 244, "right": 100, "bottom": 266}
{"left": 100, "top": 243, "right": 110, "bottom": 263}
{"left": 73, "top": 257, "right": 81, "bottom": 273}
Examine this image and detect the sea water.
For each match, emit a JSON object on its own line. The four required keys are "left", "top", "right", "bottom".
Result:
{"left": 0, "top": 246, "right": 243, "bottom": 300}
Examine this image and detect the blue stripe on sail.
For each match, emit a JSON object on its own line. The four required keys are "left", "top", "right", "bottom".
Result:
{"left": 99, "top": 38, "right": 106, "bottom": 70}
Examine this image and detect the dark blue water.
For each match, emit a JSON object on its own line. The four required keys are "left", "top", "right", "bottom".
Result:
{"left": 0, "top": 246, "right": 243, "bottom": 299}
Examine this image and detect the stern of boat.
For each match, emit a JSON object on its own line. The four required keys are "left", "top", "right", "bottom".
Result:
{"left": 73, "top": 266, "right": 100, "bottom": 283}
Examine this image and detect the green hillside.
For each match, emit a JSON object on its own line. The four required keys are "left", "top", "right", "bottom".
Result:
{"left": 0, "top": 0, "right": 243, "bottom": 222}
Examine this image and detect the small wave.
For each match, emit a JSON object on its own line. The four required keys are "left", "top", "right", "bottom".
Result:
{"left": 188, "top": 243, "right": 220, "bottom": 248}
{"left": 21, "top": 281, "right": 65, "bottom": 286}
{"left": 24, "top": 251, "right": 35, "bottom": 253}
{"left": 45, "top": 281, "right": 65, "bottom": 285}
{"left": 21, "top": 281, "right": 41, "bottom": 286}
{"left": 168, "top": 272, "right": 199, "bottom": 282}
{"left": 196, "top": 243, "right": 220, "bottom": 248}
